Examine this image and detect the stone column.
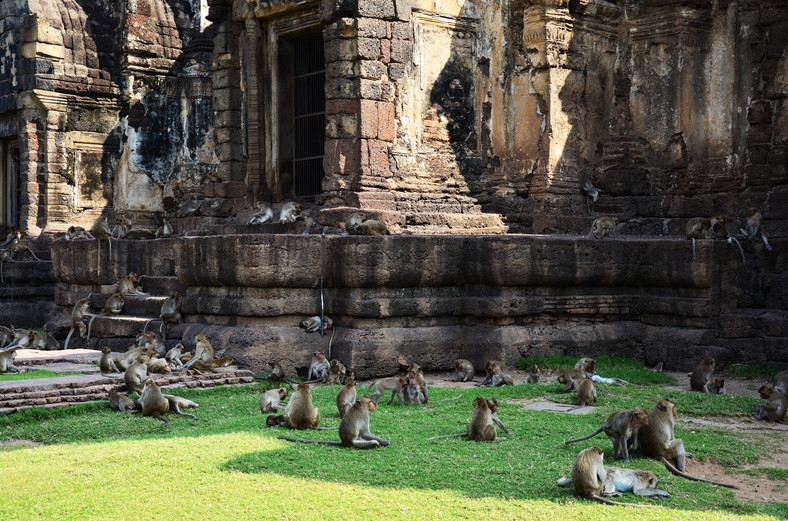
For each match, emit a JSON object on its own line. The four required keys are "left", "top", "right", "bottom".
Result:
{"left": 321, "top": 0, "right": 410, "bottom": 196}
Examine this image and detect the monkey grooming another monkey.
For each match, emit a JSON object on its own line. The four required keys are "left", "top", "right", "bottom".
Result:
{"left": 566, "top": 447, "right": 658, "bottom": 507}
{"left": 138, "top": 377, "right": 170, "bottom": 428}
{"left": 485, "top": 397, "right": 510, "bottom": 434}
{"left": 282, "top": 383, "right": 321, "bottom": 430}
{"left": 557, "top": 464, "right": 670, "bottom": 499}
{"left": 689, "top": 356, "right": 717, "bottom": 393}
{"left": 336, "top": 378, "right": 356, "bottom": 418}
{"left": 451, "top": 359, "right": 475, "bottom": 382}
{"left": 407, "top": 364, "right": 429, "bottom": 403}
{"left": 117, "top": 272, "right": 146, "bottom": 295}
{"left": 344, "top": 212, "right": 366, "bottom": 234}
{"left": 752, "top": 383, "right": 787, "bottom": 423}
{"left": 279, "top": 396, "right": 390, "bottom": 449}
{"left": 27, "top": 330, "right": 60, "bottom": 350}
{"left": 525, "top": 364, "right": 541, "bottom": 384}
{"left": 108, "top": 387, "right": 139, "bottom": 413}
{"left": 124, "top": 354, "right": 150, "bottom": 394}
{"left": 467, "top": 397, "right": 502, "bottom": 442}
{"left": 356, "top": 219, "right": 389, "bottom": 236}
{"left": 589, "top": 217, "right": 618, "bottom": 239}
{"left": 565, "top": 407, "right": 649, "bottom": 463}
{"left": 260, "top": 388, "right": 289, "bottom": 414}
{"left": 325, "top": 359, "right": 347, "bottom": 385}
{"left": 558, "top": 368, "right": 591, "bottom": 393}
{"left": 279, "top": 202, "right": 303, "bottom": 224}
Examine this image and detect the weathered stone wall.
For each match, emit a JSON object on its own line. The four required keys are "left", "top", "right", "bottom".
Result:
{"left": 51, "top": 234, "right": 788, "bottom": 377}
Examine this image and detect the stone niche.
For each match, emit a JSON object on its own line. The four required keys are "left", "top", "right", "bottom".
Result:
{"left": 51, "top": 233, "right": 787, "bottom": 377}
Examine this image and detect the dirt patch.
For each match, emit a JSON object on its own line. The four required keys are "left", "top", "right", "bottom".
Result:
{"left": 0, "top": 439, "right": 42, "bottom": 450}
{"left": 687, "top": 456, "right": 788, "bottom": 504}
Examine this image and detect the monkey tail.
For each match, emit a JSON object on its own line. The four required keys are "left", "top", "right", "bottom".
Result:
{"left": 426, "top": 433, "right": 467, "bottom": 441}
{"left": 278, "top": 436, "right": 343, "bottom": 446}
{"left": 727, "top": 237, "right": 746, "bottom": 263}
{"left": 87, "top": 315, "right": 98, "bottom": 342}
{"left": 326, "top": 327, "right": 336, "bottom": 360}
{"left": 660, "top": 458, "right": 737, "bottom": 489}
{"left": 564, "top": 427, "right": 605, "bottom": 445}
{"left": 691, "top": 237, "right": 696, "bottom": 262}
{"left": 171, "top": 402, "right": 198, "bottom": 420}
{"left": 64, "top": 326, "right": 75, "bottom": 350}
{"left": 590, "top": 495, "right": 659, "bottom": 508}
{"left": 29, "top": 250, "right": 41, "bottom": 261}
{"left": 556, "top": 477, "right": 572, "bottom": 487}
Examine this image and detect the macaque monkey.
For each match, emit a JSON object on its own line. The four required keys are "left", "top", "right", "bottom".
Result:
{"left": 248, "top": 202, "right": 274, "bottom": 225}
{"left": 164, "top": 343, "right": 186, "bottom": 370}
{"left": 407, "top": 364, "right": 429, "bottom": 403}
{"left": 485, "top": 397, "right": 510, "bottom": 434}
{"left": 689, "top": 356, "right": 716, "bottom": 393}
{"left": 774, "top": 370, "right": 788, "bottom": 396}
{"left": 108, "top": 387, "right": 139, "bottom": 413}
{"left": 27, "top": 330, "right": 60, "bottom": 350}
{"left": 709, "top": 377, "right": 726, "bottom": 395}
{"left": 0, "top": 347, "right": 21, "bottom": 374}
{"left": 122, "top": 228, "right": 156, "bottom": 240}
{"left": 582, "top": 179, "right": 605, "bottom": 214}
{"left": 260, "top": 388, "right": 289, "bottom": 414}
{"left": 113, "top": 346, "right": 145, "bottom": 372}
{"left": 589, "top": 217, "right": 618, "bottom": 239}
{"left": 336, "top": 378, "right": 357, "bottom": 418}
{"left": 357, "top": 219, "right": 389, "bottom": 236}
{"left": 306, "top": 351, "right": 329, "bottom": 382}
{"left": 65, "top": 226, "right": 93, "bottom": 240}
{"left": 5, "top": 231, "right": 41, "bottom": 260}
{"left": 557, "top": 463, "right": 670, "bottom": 500}
{"left": 575, "top": 358, "right": 596, "bottom": 375}
{"left": 282, "top": 383, "right": 321, "bottom": 430}
{"left": 344, "top": 212, "right": 366, "bottom": 234}
{"left": 124, "top": 354, "right": 150, "bottom": 394}
{"left": 87, "top": 293, "right": 125, "bottom": 340}
{"left": 99, "top": 346, "right": 121, "bottom": 373}
{"left": 452, "top": 359, "right": 475, "bottom": 382}
{"left": 0, "top": 325, "right": 12, "bottom": 348}
{"left": 279, "top": 396, "right": 390, "bottom": 449}
{"left": 155, "top": 217, "right": 173, "bottom": 238}
{"left": 525, "top": 364, "right": 541, "bottom": 384}
{"left": 300, "top": 315, "right": 333, "bottom": 333}
{"left": 636, "top": 399, "right": 686, "bottom": 471}
{"left": 90, "top": 216, "right": 113, "bottom": 276}
{"left": 565, "top": 406, "right": 649, "bottom": 463}
{"left": 367, "top": 376, "right": 407, "bottom": 406}
{"left": 111, "top": 214, "right": 132, "bottom": 239}
{"left": 476, "top": 360, "right": 503, "bottom": 387}
{"left": 184, "top": 333, "right": 215, "bottom": 373}
{"left": 467, "top": 397, "right": 501, "bottom": 442}
{"left": 577, "top": 377, "right": 597, "bottom": 406}
{"left": 558, "top": 368, "right": 592, "bottom": 393}
{"left": 266, "top": 415, "right": 285, "bottom": 427}
{"left": 740, "top": 207, "right": 772, "bottom": 251}
{"left": 486, "top": 362, "right": 514, "bottom": 388}
{"left": 162, "top": 394, "right": 198, "bottom": 420}
{"left": 146, "top": 357, "right": 171, "bottom": 374}
{"left": 7, "top": 327, "right": 30, "bottom": 348}
{"left": 686, "top": 216, "right": 744, "bottom": 262}
{"left": 159, "top": 291, "right": 182, "bottom": 335}
{"left": 138, "top": 377, "right": 170, "bottom": 428}
{"left": 565, "top": 446, "right": 657, "bottom": 507}
{"left": 325, "top": 359, "right": 347, "bottom": 385}
{"left": 178, "top": 196, "right": 201, "bottom": 218}
{"left": 752, "top": 383, "right": 787, "bottom": 423}
{"left": 143, "top": 331, "right": 166, "bottom": 358}
{"left": 64, "top": 297, "right": 91, "bottom": 350}
{"left": 117, "top": 272, "right": 145, "bottom": 295}
{"left": 279, "top": 202, "right": 303, "bottom": 224}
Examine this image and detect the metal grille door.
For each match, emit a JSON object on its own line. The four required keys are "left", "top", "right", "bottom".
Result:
{"left": 293, "top": 35, "right": 325, "bottom": 197}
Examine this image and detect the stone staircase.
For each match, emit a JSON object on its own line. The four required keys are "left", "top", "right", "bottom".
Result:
{"left": 0, "top": 348, "right": 256, "bottom": 415}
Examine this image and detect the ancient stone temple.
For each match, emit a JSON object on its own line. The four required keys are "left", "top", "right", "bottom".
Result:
{"left": 0, "top": 0, "right": 785, "bottom": 375}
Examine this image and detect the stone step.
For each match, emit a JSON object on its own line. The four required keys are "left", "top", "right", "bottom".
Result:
{"left": 137, "top": 275, "right": 185, "bottom": 296}
{"left": 0, "top": 368, "right": 257, "bottom": 415}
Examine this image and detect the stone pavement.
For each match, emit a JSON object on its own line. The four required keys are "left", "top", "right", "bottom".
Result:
{"left": 0, "top": 348, "right": 256, "bottom": 415}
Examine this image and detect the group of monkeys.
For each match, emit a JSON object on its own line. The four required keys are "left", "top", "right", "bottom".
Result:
{"left": 100, "top": 331, "right": 234, "bottom": 426}
{"left": 253, "top": 354, "right": 786, "bottom": 507}
{"left": 0, "top": 325, "right": 62, "bottom": 374}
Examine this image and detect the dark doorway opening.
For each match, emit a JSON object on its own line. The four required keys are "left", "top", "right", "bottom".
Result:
{"left": 291, "top": 34, "right": 325, "bottom": 198}
{"left": 0, "top": 140, "right": 20, "bottom": 229}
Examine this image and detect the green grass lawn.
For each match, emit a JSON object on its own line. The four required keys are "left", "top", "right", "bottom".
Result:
{"left": 0, "top": 357, "right": 785, "bottom": 521}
